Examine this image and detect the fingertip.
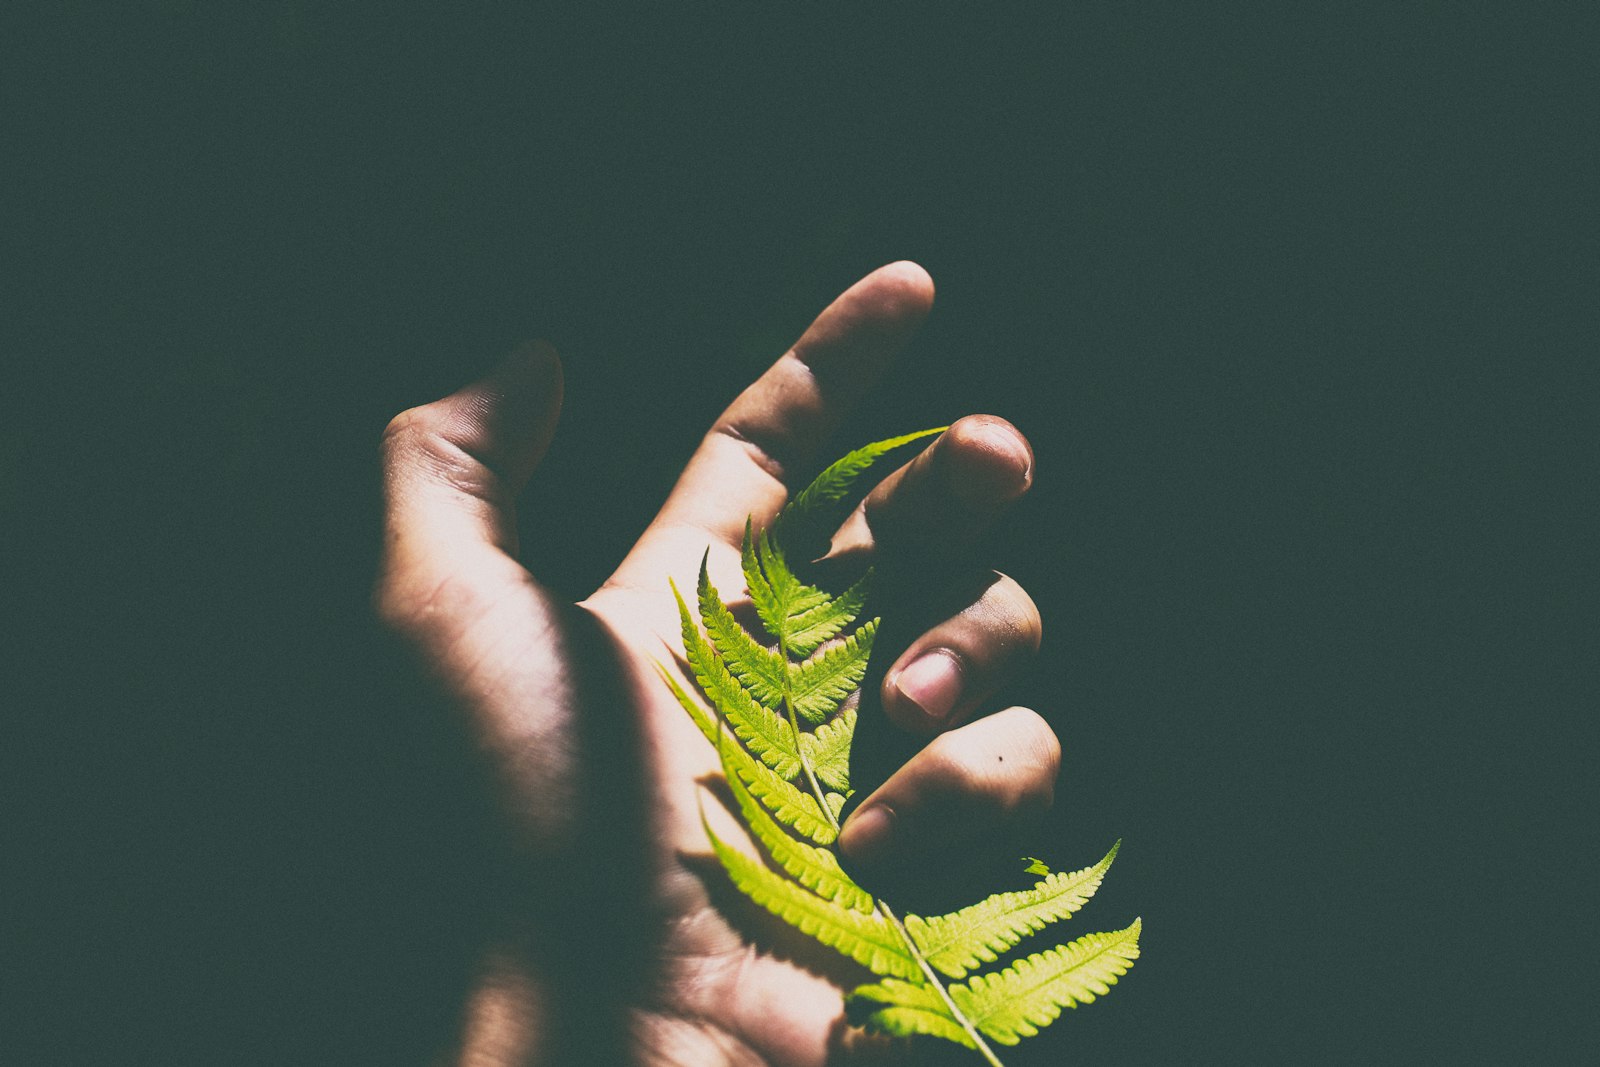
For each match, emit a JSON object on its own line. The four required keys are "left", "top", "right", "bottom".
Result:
{"left": 944, "top": 416, "right": 1033, "bottom": 504}
{"left": 796, "top": 263, "right": 935, "bottom": 368}
{"left": 490, "top": 339, "right": 563, "bottom": 402}
{"left": 871, "top": 260, "right": 936, "bottom": 316}
{"left": 463, "top": 339, "right": 562, "bottom": 472}
{"left": 1011, "top": 706, "right": 1063, "bottom": 785}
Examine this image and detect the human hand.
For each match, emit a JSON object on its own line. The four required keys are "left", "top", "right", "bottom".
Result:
{"left": 377, "top": 263, "right": 1058, "bottom": 1066}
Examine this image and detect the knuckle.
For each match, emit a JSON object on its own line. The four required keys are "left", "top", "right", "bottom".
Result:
{"left": 920, "top": 730, "right": 978, "bottom": 785}
{"left": 381, "top": 402, "right": 462, "bottom": 464}
{"left": 968, "top": 708, "right": 1060, "bottom": 813}
{"left": 381, "top": 404, "right": 489, "bottom": 496}
{"left": 933, "top": 573, "right": 1041, "bottom": 687}
{"left": 380, "top": 406, "right": 431, "bottom": 455}
{"left": 885, "top": 708, "right": 1062, "bottom": 840}
{"left": 706, "top": 421, "right": 793, "bottom": 487}
{"left": 915, "top": 728, "right": 1027, "bottom": 815}
{"left": 381, "top": 406, "right": 460, "bottom": 481}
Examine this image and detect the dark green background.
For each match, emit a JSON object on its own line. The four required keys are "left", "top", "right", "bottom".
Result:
{"left": 9, "top": 4, "right": 1591, "bottom": 1064}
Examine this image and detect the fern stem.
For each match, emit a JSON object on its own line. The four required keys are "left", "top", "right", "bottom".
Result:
{"left": 779, "top": 657, "right": 1006, "bottom": 1066}
{"left": 877, "top": 901, "right": 1006, "bottom": 1067}
{"left": 780, "top": 681, "right": 831, "bottom": 822}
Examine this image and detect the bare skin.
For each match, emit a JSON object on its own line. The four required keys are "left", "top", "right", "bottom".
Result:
{"left": 377, "top": 263, "right": 1060, "bottom": 1066}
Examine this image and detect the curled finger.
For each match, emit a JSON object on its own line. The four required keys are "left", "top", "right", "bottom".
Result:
{"left": 837, "top": 707, "right": 1061, "bottom": 889}
{"left": 877, "top": 571, "right": 1043, "bottom": 736}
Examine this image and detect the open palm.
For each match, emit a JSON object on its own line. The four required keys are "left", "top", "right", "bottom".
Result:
{"left": 377, "top": 263, "right": 1058, "bottom": 1066}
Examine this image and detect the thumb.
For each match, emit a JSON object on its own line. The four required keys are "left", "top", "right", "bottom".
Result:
{"left": 379, "top": 341, "right": 563, "bottom": 592}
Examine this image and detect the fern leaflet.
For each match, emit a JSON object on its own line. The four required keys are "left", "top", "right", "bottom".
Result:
{"left": 798, "top": 705, "right": 854, "bottom": 793}
{"left": 702, "top": 811, "right": 919, "bottom": 980}
{"left": 790, "top": 619, "right": 875, "bottom": 723}
{"left": 657, "top": 663, "right": 836, "bottom": 846}
{"left": 697, "top": 560, "right": 789, "bottom": 711}
{"left": 675, "top": 578, "right": 800, "bottom": 778}
{"left": 951, "top": 920, "right": 1143, "bottom": 1045}
{"left": 717, "top": 736, "right": 874, "bottom": 913}
{"left": 905, "top": 841, "right": 1122, "bottom": 978}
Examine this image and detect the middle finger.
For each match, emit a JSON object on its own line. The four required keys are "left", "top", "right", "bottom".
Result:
{"left": 826, "top": 414, "right": 1034, "bottom": 569}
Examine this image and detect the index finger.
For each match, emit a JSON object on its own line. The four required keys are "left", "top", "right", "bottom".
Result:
{"left": 613, "top": 262, "right": 935, "bottom": 587}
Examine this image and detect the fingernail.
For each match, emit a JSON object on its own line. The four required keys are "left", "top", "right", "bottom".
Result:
{"left": 840, "top": 804, "right": 895, "bottom": 865}
{"left": 894, "top": 651, "right": 963, "bottom": 725}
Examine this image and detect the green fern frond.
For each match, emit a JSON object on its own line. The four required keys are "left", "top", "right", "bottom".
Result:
{"left": 740, "top": 521, "right": 784, "bottom": 645}
{"left": 744, "top": 525, "right": 833, "bottom": 655}
{"left": 669, "top": 429, "right": 1140, "bottom": 1065}
{"left": 743, "top": 522, "right": 870, "bottom": 658}
{"left": 906, "top": 841, "right": 1121, "bottom": 978}
{"left": 700, "top": 546, "right": 873, "bottom": 724}
{"left": 952, "top": 920, "right": 1143, "bottom": 1045}
{"left": 703, "top": 812, "right": 919, "bottom": 980}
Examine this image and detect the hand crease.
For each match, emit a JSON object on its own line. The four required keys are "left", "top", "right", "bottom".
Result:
{"left": 711, "top": 423, "right": 793, "bottom": 488}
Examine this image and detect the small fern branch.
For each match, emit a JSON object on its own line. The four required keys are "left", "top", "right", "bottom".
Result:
{"left": 954, "top": 919, "right": 1143, "bottom": 1044}
{"left": 790, "top": 619, "right": 875, "bottom": 724}
{"left": 878, "top": 900, "right": 1007, "bottom": 1066}
{"left": 798, "top": 705, "right": 853, "bottom": 793}
{"left": 674, "top": 578, "right": 800, "bottom": 777}
{"left": 906, "top": 841, "right": 1122, "bottom": 978}
{"left": 670, "top": 428, "right": 1138, "bottom": 1063}
{"left": 697, "top": 556, "right": 788, "bottom": 710}
{"left": 778, "top": 698, "right": 1006, "bottom": 1064}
